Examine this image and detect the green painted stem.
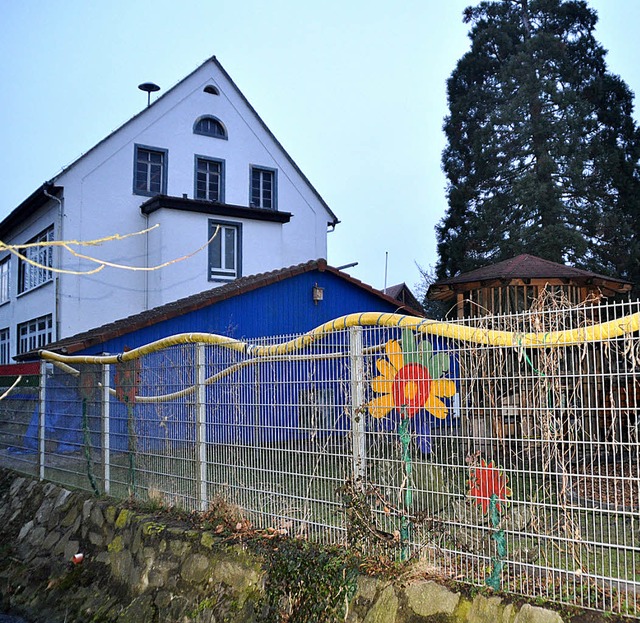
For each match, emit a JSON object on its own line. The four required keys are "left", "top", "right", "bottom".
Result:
{"left": 398, "top": 413, "right": 413, "bottom": 560}
{"left": 82, "top": 398, "right": 100, "bottom": 496}
{"left": 485, "top": 493, "right": 507, "bottom": 590}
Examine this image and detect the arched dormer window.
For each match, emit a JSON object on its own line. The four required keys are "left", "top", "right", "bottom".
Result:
{"left": 193, "top": 115, "right": 227, "bottom": 139}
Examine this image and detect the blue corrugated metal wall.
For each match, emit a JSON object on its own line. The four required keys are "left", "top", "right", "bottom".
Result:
{"left": 78, "top": 269, "right": 412, "bottom": 355}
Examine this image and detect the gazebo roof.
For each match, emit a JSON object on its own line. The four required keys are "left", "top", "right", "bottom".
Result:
{"left": 427, "top": 254, "right": 632, "bottom": 302}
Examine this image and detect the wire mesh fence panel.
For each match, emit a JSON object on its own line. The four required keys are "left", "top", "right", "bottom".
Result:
{"left": 2, "top": 297, "right": 639, "bottom": 617}
{"left": 203, "top": 330, "right": 354, "bottom": 543}
{"left": 107, "top": 344, "right": 201, "bottom": 507}
{"left": 0, "top": 366, "right": 40, "bottom": 478}
{"left": 415, "top": 296, "right": 640, "bottom": 616}
{"left": 29, "top": 363, "right": 104, "bottom": 495}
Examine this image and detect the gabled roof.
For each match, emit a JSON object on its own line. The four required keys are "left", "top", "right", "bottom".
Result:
{"left": 384, "top": 283, "right": 424, "bottom": 313}
{"left": 2, "top": 56, "right": 338, "bottom": 234}
{"left": 33, "top": 259, "right": 423, "bottom": 357}
{"left": 428, "top": 254, "right": 632, "bottom": 301}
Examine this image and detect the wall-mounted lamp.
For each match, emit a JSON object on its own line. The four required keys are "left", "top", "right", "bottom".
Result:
{"left": 312, "top": 283, "right": 324, "bottom": 305}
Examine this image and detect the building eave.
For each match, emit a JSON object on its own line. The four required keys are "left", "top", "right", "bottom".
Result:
{"left": 140, "top": 195, "right": 292, "bottom": 223}
{"left": 0, "top": 183, "right": 63, "bottom": 241}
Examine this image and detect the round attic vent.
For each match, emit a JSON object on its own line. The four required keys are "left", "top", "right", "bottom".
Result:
{"left": 203, "top": 85, "right": 220, "bottom": 95}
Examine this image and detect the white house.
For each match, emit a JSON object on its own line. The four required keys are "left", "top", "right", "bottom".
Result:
{"left": 0, "top": 56, "right": 338, "bottom": 363}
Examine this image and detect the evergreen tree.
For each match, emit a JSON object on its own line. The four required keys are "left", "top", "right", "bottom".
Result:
{"left": 436, "top": 0, "right": 640, "bottom": 286}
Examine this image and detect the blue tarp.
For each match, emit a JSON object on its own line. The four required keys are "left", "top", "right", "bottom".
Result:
{"left": 20, "top": 333, "right": 460, "bottom": 456}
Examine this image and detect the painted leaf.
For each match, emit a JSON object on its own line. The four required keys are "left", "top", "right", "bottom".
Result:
{"left": 417, "top": 339, "right": 433, "bottom": 368}
{"left": 401, "top": 330, "right": 419, "bottom": 365}
{"left": 427, "top": 352, "right": 450, "bottom": 379}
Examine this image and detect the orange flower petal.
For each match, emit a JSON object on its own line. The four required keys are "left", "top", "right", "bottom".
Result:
{"left": 371, "top": 376, "right": 394, "bottom": 395}
{"left": 368, "top": 393, "right": 395, "bottom": 419}
{"left": 376, "top": 358, "right": 397, "bottom": 379}
{"left": 424, "top": 395, "right": 448, "bottom": 419}
{"left": 432, "top": 379, "right": 457, "bottom": 398}
{"left": 385, "top": 340, "right": 404, "bottom": 374}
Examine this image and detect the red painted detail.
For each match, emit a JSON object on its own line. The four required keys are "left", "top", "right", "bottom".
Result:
{"left": 0, "top": 362, "right": 40, "bottom": 377}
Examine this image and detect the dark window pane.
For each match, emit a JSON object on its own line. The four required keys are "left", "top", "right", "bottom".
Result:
{"left": 136, "top": 148, "right": 164, "bottom": 194}
{"left": 196, "top": 117, "right": 225, "bottom": 138}
{"left": 210, "top": 230, "right": 222, "bottom": 269}
{"left": 224, "top": 228, "right": 235, "bottom": 269}
{"left": 251, "top": 168, "right": 274, "bottom": 209}
{"left": 251, "top": 170, "right": 260, "bottom": 205}
{"left": 135, "top": 164, "right": 147, "bottom": 190}
{"left": 197, "top": 159, "right": 222, "bottom": 201}
{"left": 196, "top": 178, "right": 206, "bottom": 199}
{"left": 208, "top": 179, "right": 219, "bottom": 201}
{"left": 149, "top": 164, "right": 162, "bottom": 192}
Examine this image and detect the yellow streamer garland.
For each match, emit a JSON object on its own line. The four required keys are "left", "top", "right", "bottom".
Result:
{"left": 40, "top": 311, "right": 640, "bottom": 366}
{"left": 0, "top": 224, "right": 219, "bottom": 276}
{"left": 38, "top": 311, "right": 640, "bottom": 403}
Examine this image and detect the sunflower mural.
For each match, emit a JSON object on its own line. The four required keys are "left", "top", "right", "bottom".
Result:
{"left": 367, "top": 329, "right": 457, "bottom": 555}
{"left": 368, "top": 329, "right": 457, "bottom": 451}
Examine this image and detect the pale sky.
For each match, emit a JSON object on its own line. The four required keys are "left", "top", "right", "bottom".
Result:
{"left": 1, "top": 0, "right": 639, "bottom": 294}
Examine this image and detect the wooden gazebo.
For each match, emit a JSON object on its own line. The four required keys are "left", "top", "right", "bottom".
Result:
{"left": 427, "top": 254, "right": 632, "bottom": 318}
{"left": 429, "top": 254, "right": 635, "bottom": 454}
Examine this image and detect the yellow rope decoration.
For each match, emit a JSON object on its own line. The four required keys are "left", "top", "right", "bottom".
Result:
{"left": 0, "top": 376, "right": 23, "bottom": 402}
{"left": 0, "top": 224, "right": 219, "bottom": 276}
{"left": 38, "top": 312, "right": 640, "bottom": 403}
{"left": 40, "top": 311, "right": 640, "bottom": 366}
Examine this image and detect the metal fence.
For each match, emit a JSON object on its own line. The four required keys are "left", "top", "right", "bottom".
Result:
{"left": 0, "top": 296, "right": 639, "bottom": 617}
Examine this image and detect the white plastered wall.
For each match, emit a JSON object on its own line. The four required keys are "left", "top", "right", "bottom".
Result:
{"left": 46, "top": 58, "right": 332, "bottom": 338}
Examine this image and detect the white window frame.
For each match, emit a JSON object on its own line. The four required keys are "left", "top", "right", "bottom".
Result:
{"left": 18, "top": 314, "right": 53, "bottom": 355}
{"left": 208, "top": 219, "right": 242, "bottom": 281}
{"left": 195, "top": 156, "right": 225, "bottom": 202}
{"left": 18, "top": 226, "right": 54, "bottom": 295}
{"left": 0, "top": 328, "right": 9, "bottom": 365}
{"left": 0, "top": 257, "right": 10, "bottom": 304}
{"left": 134, "top": 144, "right": 168, "bottom": 196}
{"left": 250, "top": 166, "right": 277, "bottom": 210}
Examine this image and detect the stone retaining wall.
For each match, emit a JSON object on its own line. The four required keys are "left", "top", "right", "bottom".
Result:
{"left": 0, "top": 469, "right": 570, "bottom": 622}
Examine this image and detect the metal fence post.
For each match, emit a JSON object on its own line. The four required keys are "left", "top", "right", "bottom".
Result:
{"left": 350, "top": 326, "right": 366, "bottom": 485}
{"left": 38, "top": 361, "right": 47, "bottom": 481}
{"left": 195, "top": 343, "right": 208, "bottom": 511}
{"left": 102, "top": 363, "right": 111, "bottom": 495}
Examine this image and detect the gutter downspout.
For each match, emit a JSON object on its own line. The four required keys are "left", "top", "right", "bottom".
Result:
{"left": 144, "top": 213, "right": 149, "bottom": 311}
